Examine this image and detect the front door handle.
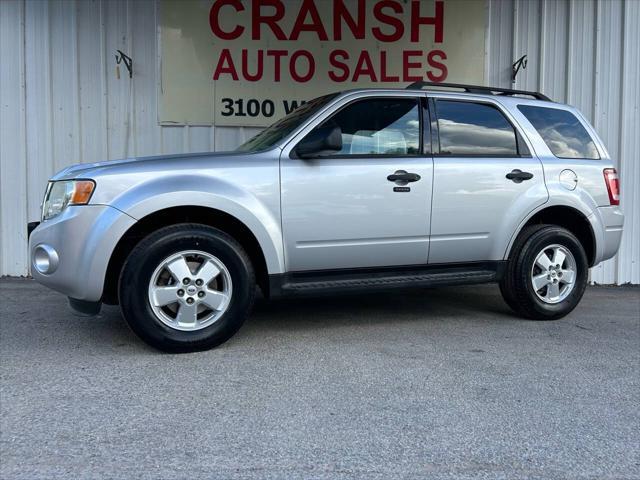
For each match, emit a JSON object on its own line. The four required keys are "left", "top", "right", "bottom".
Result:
{"left": 387, "top": 170, "right": 421, "bottom": 183}
{"left": 506, "top": 169, "right": 534, "bottom": 183}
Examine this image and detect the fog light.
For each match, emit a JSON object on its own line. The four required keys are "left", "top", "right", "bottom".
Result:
{"left": 33, "top": 244, "right": 59, "bottom": 274}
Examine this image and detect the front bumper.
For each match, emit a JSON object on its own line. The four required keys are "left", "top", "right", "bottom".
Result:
{"left": 28, "top": 205, "right": 136, "bottom": 302}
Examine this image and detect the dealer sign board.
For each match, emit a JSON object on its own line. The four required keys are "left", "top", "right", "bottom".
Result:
{"left": 160, "top": 0, "right": 486, "bottom": 126}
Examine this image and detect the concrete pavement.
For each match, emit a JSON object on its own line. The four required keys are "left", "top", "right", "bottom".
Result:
{"left": 1, "top": 278, "right": 638, "bottom": 479}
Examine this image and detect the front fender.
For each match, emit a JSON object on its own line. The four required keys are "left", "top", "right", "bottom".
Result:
{"left": 108, "top": 175, "right": 285, "bottom": 274}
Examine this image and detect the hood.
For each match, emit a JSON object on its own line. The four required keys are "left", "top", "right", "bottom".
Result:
{"left": 51, "top": 151, "right": 254, "bottom": 181}
{"left": 49, "top": 148, "right": 280, "bottom": 209}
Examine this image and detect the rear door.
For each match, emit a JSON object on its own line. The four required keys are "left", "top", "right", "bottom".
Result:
{"left": 280, "top": 93, "right": 433, "bottom": 272}
{"left": 427, "top": 96, "right": 548, "bottom": 264}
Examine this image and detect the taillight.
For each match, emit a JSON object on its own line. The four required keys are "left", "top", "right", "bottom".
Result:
{"left": 603, "top": 168, "right": 620, "bottom": 205}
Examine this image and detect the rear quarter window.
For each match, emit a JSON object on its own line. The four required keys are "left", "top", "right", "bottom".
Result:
{"left": 518, "top": 105, "right": 600, "bottom": 159}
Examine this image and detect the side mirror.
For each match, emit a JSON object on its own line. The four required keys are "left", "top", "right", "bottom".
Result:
{"left": 295, "top": 125, "right": 343, "bottom": 158}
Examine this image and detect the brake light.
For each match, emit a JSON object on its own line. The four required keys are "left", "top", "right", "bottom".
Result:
{"left": 603, "top": 168, "right": 620, "bottom": 205}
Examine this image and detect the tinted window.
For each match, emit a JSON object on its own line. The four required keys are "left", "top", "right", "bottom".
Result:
{"left": 237, "top": 93, "right": 338, "bottom": 152}
{"left": 313, "top": 98, "right": 420, "bottom": 156}
{"left": 436, "top": 100, "right": 519, "bottom": 156}
{"left": 518, "top": 105, "right": 599, "bottom": 159}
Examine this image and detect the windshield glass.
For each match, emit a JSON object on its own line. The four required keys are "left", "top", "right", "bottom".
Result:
{"left": 236, "top": 93, "right": 338, "bottom": 152}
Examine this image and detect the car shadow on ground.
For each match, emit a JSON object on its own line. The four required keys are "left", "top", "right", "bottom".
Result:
{"left": 251, "top": 285, "right": 514, "bottom": 325}
{"left": 1, "top": 279, "right": 518, "bottom": 354}
{"left": 97, "top": 285, "right": 517, "bottom": 348}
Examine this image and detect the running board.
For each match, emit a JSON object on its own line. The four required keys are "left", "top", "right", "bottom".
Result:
{"left": 269, "top": 262, "right": 505, "bottom": 298}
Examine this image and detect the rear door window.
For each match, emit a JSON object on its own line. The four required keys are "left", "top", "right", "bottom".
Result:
{"left": 518, "top": 105, "right": 600, "bottom": 159}
{"left": 434, "top": 100, "right": 522, "bottom": 156}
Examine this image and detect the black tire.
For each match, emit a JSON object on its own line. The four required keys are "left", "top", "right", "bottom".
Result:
{"left": 118, "top": 224, "right": 255, "bottom": 352}
{"left": 500, "top": 224, "right": 588, "bottom": 320}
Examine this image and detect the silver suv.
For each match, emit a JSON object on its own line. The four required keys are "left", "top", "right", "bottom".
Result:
{"left": 28, "top": 82, "right": 624, "bottom": 352}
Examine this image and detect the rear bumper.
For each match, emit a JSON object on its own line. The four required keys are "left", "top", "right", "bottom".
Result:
{"left": 28, "top": 205, "right": 136, "bottom": 302}
{"left": 594, "top": 205, "right": 624, "bottom": 264}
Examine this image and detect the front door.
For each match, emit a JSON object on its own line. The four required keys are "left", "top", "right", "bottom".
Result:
{"left": 280, "top": 95, "right": 433, "bottom": 272}
{"left": 428, "top": 97, "right": 548, "bottom": 264}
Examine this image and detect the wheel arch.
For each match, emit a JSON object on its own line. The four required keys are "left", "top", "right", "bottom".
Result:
{"left": 506, "top": 205, "right": 597, "bottom": 267}
{"left": 103, "top": 206, "right": 272, "bottom": 304}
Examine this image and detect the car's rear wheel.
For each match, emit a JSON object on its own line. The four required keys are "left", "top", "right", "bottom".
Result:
{"left": 119, "top": 224, "right": 255, "bottom": 352}
{"left": 500, "top": 224, "right": 588, "bottom": 320}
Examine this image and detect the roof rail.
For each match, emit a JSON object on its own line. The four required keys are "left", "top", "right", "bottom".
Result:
{"left": 405, "top": 81, "right": 552, "bottom": 102}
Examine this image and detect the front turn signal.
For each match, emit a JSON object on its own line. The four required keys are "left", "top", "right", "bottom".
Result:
{"left": 69, "top": 180, "right": 96, "bottom": 205}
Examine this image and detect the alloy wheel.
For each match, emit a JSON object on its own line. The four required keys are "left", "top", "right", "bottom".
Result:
{"left": 147, "top": 250, "right": 232, "bottom": 331}
{"left": 530, "top": 244, "right": 577, "bottom": 304}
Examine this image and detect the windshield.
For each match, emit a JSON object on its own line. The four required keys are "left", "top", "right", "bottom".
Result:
{"left": 236, "top": 93, "right": 338, "bottom": 152}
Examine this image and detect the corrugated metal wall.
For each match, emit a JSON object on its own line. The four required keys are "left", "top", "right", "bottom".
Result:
{"left": 1, "top": 0, "right": 638, "bottom": 283}
{"left": 485, "top": 0, "right": 639, "bottom": 284}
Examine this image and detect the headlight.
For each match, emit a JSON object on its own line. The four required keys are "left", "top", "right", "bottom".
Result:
{"left": 41, "top": 180, "right": 95, "bottom": 221}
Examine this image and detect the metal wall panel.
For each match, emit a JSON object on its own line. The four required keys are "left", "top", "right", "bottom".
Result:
{"left": 485, "top": 0, "right": 513, "bottom": 87}
{"left": 617, "top": 0, "right": 640, "bottom": 284}
{"left": 1, "top": 0, "right": 638, "bottom": 284}
{"left": 0, "top": 0, "right": 28, "bottom": 276}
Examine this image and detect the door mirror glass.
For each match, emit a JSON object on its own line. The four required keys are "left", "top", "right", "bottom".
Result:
{"left": 295, "top": 125, "right": 343, "bottom": 158}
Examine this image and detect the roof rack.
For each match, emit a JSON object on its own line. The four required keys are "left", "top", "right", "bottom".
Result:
{"left": 405, "top": 81, "right": 552, "bottom": 102}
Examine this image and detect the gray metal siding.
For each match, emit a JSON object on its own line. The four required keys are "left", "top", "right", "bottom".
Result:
{"left": 1, "top": 0, "right": 638, "bottom": 284}
{"left": 487, "top": 0, "right": 639, "bottom": 284}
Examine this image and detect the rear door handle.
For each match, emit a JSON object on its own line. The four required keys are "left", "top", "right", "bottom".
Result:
{"left": 387, "top": 170, "right": 421, "bottom": 183}
{"left": 506, "top": 169, "right": 533, "bottom": 183}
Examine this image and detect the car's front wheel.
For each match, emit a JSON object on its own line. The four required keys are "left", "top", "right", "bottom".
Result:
{"left": 119, "top": 224, "right": 255, "bottom": 352}
{"left": 500, "top": 224, "right": 588, "bottom": 320}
